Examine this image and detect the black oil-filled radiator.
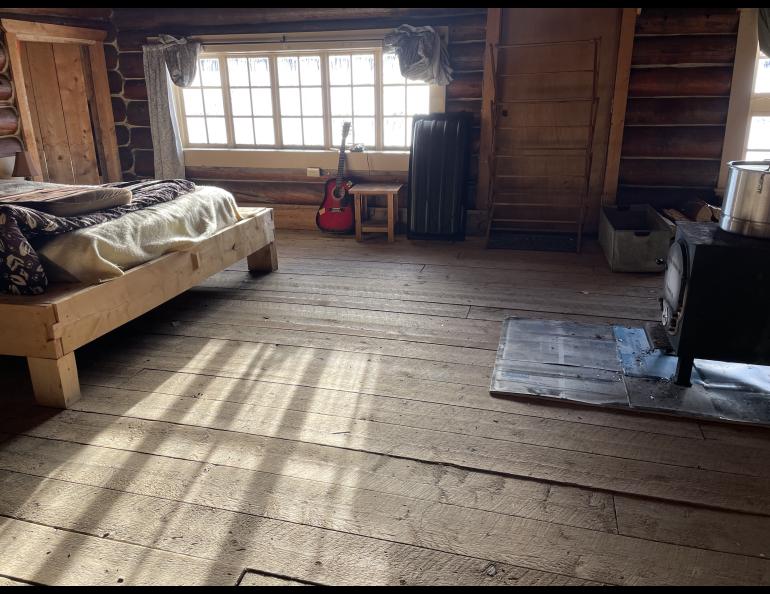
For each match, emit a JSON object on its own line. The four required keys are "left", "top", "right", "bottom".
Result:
{"left": 406, "top": 113, "right": 472, "bottom": 240}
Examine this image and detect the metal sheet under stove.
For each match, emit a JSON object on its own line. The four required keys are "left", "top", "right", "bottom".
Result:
{"left": 490, "top": 317, "right": 770, "bottom": 427}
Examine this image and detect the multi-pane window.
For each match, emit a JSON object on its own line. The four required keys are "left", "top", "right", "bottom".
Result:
{"left": 277, "top": 55, "right": 324, "bottom": 146}
{"left": 227, "top": 56, "right": 274, "bottom": 146}
{"left": 181, "top": 58, "right": 227, "bottom": 144}
{"left": 382, "top": 52, "right": 429, "bottom": 147}
{"left": 329, "top": 53, "right": 376, "bottom": 147}
{"left": 177, "top": 48, "right": 432, "bottom": 150}
{"left": 746, "top": 49, "right": 770, "bottom": 160}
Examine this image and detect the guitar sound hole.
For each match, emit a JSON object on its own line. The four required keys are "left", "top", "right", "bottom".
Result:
{"left": 333, "top": 188, "right": 341, "bottom": 199}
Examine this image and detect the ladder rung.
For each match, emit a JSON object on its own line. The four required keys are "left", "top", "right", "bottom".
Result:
{"left": 491, "top": 218, "right": 581, "bottom": 225}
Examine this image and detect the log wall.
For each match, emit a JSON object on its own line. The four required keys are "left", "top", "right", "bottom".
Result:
{"left": 110, "top": 8, "right": 486, "bottom": 229}
{"left": 0, "top": 37, "right": 21, "bottom": 158}
{"left": 616, "top": 8, "right": 739, "bottom": 208}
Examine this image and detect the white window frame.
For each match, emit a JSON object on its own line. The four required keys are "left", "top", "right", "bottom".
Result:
{"left": 173, "top": 40, "right": 445, "bottom": 154}
{"left": 744, "top": 47, "right": 770, "bottom": 159}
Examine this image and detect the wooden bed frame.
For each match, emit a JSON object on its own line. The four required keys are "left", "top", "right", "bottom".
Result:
{"left": 0, "top": 206, "right": 277, "bottom": 409}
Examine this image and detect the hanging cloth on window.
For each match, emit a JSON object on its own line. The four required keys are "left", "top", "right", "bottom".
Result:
{"left": 143, "top": 35, "right": 201, "bottom": 179}
{"left": 383, "top": 25, "right": 453, "bottom": 86}
{"left": 759, "top": 8, "right": 770, "bottom": 56}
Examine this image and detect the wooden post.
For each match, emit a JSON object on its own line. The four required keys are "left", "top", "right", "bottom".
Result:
{"left": 247, "top": 241, "right": 278, "bottom": 273}
{"left": 601, "top": 7, "right": 637, "bottom": 206}
{"left": 2, "top": 30, "right": 43, "bottom": 181}
{"left": 387, "top": 192, "right": 396, "bottom": 242}
{"left": 717, "top": 8, "right": 758, "bottom": 194}
{"left": 27, "top": 352, "right": 81, "bottom": 408}
{"left": 354, "top": 195, "right": 363, "bottom": 242}
{"left": 87, "top": 42, "right": 122, "bottom": 182}
{"left": 475, "top": 7, "right": 502, "bottom": 211}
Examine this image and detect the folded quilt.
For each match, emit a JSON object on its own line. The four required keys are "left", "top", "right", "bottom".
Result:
{"left": 0, "top": 179, "right": 195, "bottom": 295}
{"left": 0, "top": 180, "right": 133, "bottom": 216}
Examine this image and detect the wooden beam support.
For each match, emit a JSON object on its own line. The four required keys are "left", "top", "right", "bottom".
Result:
{"left": 475, "top": 7, "right": 502, "bottom": 211}
{"left": 717, "top": 8, "right": 758, "bottom": 193}
{"left": 247, "top": 241, "right": 279, "bottom": 273}
{"left": 601, "top": 8, "right": 637, "bottom": 206}
{"left": 87, "top": 42, "right": 122, "bottom": 182}
{"left": 2, "top": 30, "right": 42, "bottom": 180}
{"left": 0, "top": 19, "right": 106, "bottom": 44}
{"left": 27, "top": 352, "right": 81, "bottom": 408}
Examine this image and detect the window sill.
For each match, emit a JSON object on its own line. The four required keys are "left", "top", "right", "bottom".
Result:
{"left": 184, "top": 147, "right": 410, "bottom": 172}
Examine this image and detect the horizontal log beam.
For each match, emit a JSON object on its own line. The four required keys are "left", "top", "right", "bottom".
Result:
{"left": 618, "top": 158, "right": 720, "bottom": 187}
{"left": 621, "top": 126, "right": 725, "bottom": 159}
{"left": 0, "top": 75, "right": 12, "bottom": 101}
{"left": 112, "top": 8, "right": 485, "bottom": 31}
{"left": 625, "top": 97, "right": 730, "bottom": 126}
{"left": 635, "top": 8, "right": 739, "bottom": 36}
{"left": 628, "top": 66, "right": 732, "bottom": 97}
{"left": 632, "top": 35, "right": 736, "bottom": 66}
{"left": 0, "top": 107, "right": 19, "bottom": 135}
{"left": 617, "top": 185, "right": 717, "bottom": 208}
{"left": 0, "top": 135, "right": 22, "bottom": 158}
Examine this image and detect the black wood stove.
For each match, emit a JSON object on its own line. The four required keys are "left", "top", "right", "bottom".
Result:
{"left": 661, "top": 222, "right": 770, "bottom": 385}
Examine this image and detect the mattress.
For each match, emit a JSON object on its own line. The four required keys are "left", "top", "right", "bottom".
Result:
{"left": 38, "top": 185, "right": 241, "bottom": 284}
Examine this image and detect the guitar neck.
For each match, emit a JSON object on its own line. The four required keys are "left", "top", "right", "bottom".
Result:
{"left": 335, "top": 138, "right": 348, "bottom": 189}
{"left": 335, "top": 152, "right": 346, "bottom": 187}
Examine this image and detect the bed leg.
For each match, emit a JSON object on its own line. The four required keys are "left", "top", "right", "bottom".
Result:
{"left": 247, "top": 241, "right": 278, "bottom": 273}
{"left": 27, "top": 353, "right": 81, "bottom": 409}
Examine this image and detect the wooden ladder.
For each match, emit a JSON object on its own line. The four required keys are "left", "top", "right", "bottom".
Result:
{"left": 484, "top": 38, "right": 601, "bottom": 253}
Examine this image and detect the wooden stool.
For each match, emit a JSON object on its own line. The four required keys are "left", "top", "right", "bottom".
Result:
{"left": 350, "top": 183, "right": 403, "bottom": 243}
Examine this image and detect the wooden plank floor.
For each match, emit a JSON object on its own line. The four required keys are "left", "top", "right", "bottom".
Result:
{"left": 2, "top": 230, "right": 770, "bottom": 586}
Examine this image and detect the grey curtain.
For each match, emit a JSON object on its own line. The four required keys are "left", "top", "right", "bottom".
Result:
{"left": 760, "top": 9, "right": 770, "bottom": 56}
{"left": 384, "top": 25, "right": 453, "bottom": 86}
{"left": 142, "top": 36, "right": 201, "bottom": 180}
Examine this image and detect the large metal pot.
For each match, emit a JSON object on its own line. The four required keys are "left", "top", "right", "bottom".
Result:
{"left": 720, "top": 160, "right": 770, "bottom": 238}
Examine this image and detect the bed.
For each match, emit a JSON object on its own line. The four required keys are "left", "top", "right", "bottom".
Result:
{"left": 0, "top": 178, "right": 277, "bottom": 409}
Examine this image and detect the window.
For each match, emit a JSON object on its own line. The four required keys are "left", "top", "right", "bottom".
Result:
{"left": 181, "top": 58, "right": 227, "bottom": 144}
{"left": 177, "top": 48, "right": 432, "bottom": 150}
{"left": 745, "top": 49, "right": 770, "bottom": 160}
{"left": 227, "top": 56, "right": 275, "bottom": 146}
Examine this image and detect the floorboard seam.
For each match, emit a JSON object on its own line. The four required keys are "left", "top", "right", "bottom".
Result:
{"left": 13, "top": 413, "right": 770, "bottom": 519}
{"left": 0, "top": 573, "right": 45, "bottom": 586}
{"left": 0, "top": 471, "right": 616, "bottom": 586}
{"left": 78, "top": 370, "right": 706, "bottom": 442}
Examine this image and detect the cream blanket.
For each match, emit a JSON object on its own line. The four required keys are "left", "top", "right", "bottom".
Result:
{"left": 38, "top": 185, "right": 241, "bottom": 284}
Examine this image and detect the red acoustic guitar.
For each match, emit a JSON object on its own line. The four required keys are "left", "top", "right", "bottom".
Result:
{"left": 316, "top": 121, "right": 355, "bottom": 233}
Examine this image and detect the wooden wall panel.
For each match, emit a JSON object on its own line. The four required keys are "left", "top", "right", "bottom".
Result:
{"left": 18, "top": 40, "right": 47, "bottom": 177}
{"left": 485, "top": 8, "right": 622, "bottom": 233}
{"left": 53, "top": 43, "right": 99, "bottom": 184}
{"left": 631, "top": 35, "right": 736, "bottom": 66}
{"left": 24, "top": 42, "right": 73, "bottom": 183}
{"left": 0, "top": 12, "right": 111, "bottom": 168}
{"left": 618, "top": 158, "right": 720, "bottom": 187}
{"left": 497, "top": 71, "right": 595, "bottom": 102}
{"left": 495, "top": 126, "right": 591, "bottom": 153}
{"left": 616, "top": 7, "right": 738, "bottom": 208}
{"left": 625, "top": 97, "right": 730, "bottom": 126}
{"left": 633, "top": 8, "right": 739, "bottom": 36}
{"left": 628, "top": 67, "right": 733, "bottom": 97}
{"left": 621, "top": 126, "right": 725, "bottom": 159}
